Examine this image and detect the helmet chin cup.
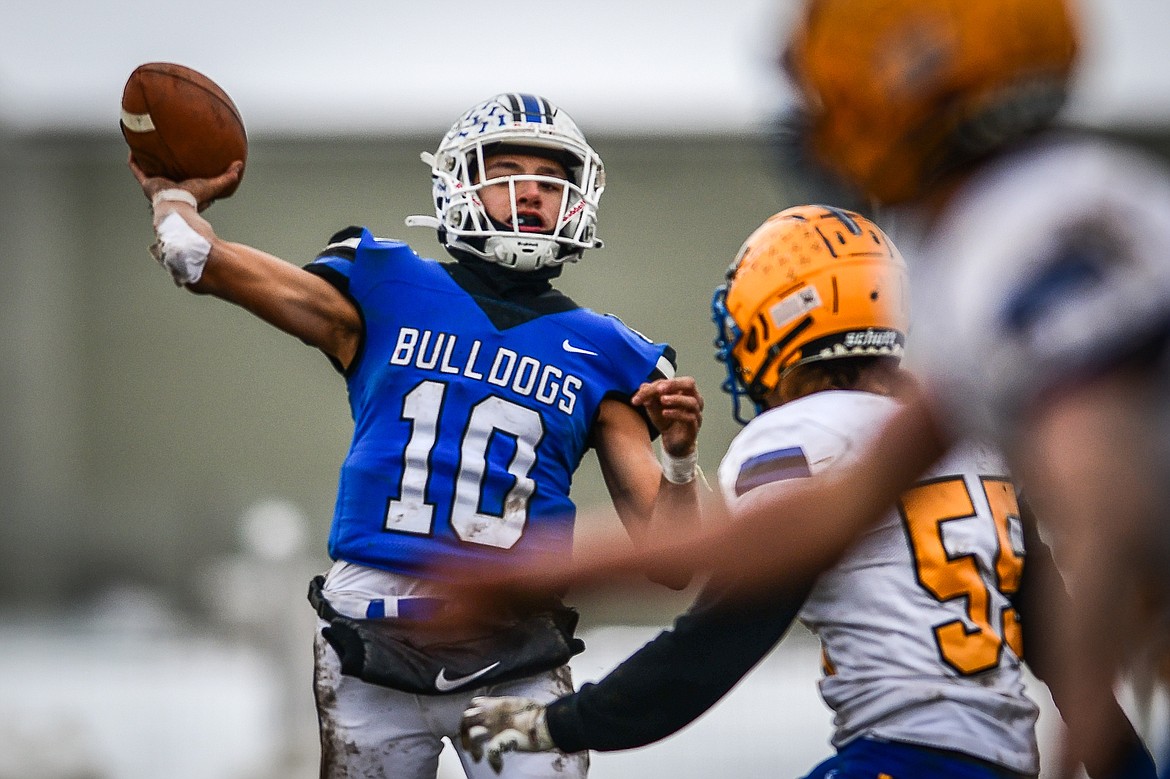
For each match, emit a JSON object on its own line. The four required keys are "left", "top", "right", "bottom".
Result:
{"left": 485, "top": 234, "right": 560, "bottom": 272}
{"left": 406, "top": 93, "right": 605, "bottom": 272}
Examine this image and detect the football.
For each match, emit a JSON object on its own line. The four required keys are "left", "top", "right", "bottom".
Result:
{"left": 121, "top": 62, "right": 247, "bottom": 196}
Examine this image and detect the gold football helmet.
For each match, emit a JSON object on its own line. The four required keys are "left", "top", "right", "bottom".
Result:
{"left": 712, "top": 205, "right": 908, "bottom": 422}
{"left": 785, "top": 0, "right": 1079, "bottom": 203}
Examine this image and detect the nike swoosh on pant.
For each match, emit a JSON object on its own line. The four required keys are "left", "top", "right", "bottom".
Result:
{"left": 434, "top": 662, "right": 502, "bottom": 692}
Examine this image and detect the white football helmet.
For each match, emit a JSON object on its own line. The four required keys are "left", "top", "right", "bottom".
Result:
{"left": 406, "top": 93, "right": 605, "bottom": 272}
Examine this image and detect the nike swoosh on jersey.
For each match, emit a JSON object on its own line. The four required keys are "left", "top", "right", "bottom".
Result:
{"left": 434, "top": 662, "right": 502, "bottom": 692}
{"left": 562, "top": 339, "right": 599, "bottom": 356}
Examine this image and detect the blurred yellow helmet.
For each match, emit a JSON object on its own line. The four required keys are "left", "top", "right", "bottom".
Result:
{"left": 785, "top": 0, "right": 1080, "bottom": 203}
{"left": 711, "top": 205, "right": 909, "bottom": 422}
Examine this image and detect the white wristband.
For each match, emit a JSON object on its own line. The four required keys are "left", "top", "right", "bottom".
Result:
{"left": 151, "top": 188, "right": 198, "bottom": 209}
{"left": 661, "top": 448, "right": 698, "bottom": 485}
{"left": 151, "top": 211, "right": 211, "bottom": 285}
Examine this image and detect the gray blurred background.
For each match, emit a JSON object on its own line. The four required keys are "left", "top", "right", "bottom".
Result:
{"left": 2, "top": 1, "right": 1169, "bottom": 777}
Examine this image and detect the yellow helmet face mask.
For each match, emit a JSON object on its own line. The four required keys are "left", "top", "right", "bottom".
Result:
{"left": 712, "top": 205, "right": 909, "bottom": 423}
{"left": 785, "top": 0, "right": 1079, "bottom": 204}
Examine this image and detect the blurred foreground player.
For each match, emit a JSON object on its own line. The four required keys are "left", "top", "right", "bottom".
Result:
{"left": 780, "top": 0, "right": 1170, "bottom": 772}
{"left": 459, "top": 206, "right": 1155, "bottom": 778}
{"left": 129, "top": 92, "right": 703, "bottom": 778}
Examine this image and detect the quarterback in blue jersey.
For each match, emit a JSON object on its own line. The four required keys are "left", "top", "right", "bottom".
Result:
{"left": 130, "top": 92, "right": 703, "bottom": 779}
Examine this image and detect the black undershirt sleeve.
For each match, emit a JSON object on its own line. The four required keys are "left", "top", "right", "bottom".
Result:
{"left": 544, "top": 575, "right": 810, "bottom": 753}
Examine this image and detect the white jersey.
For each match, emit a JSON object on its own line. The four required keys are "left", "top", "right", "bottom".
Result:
{"left": 717, "top": 390, "right": 1040, "bottom": 774}
{"left": 905, "top": 133, "right": 1170, "bottom": 447}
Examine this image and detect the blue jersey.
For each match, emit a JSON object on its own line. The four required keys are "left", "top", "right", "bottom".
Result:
{"left": 305, "top": 227, "right": 675, "bottom": 578}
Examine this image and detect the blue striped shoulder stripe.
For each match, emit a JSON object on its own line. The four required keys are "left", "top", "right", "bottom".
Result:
{"left": 314, "top": 225, "right": 363, "bottom": 262}
{"left": 504, "top": 93, "right": 555, "bottom": 125}
{"left": 650, "top": 345, "right": 677, "bottom": 381}
{"left": 734, "top": 446, "right": 812, "bottom": 497}
{"left": 304, "top": 225, "right": 361, "bottom": 295}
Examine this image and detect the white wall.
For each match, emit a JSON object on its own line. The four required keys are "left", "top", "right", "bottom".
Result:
{"left": 2, "top": 0, "right": 1169, "bottom": 137}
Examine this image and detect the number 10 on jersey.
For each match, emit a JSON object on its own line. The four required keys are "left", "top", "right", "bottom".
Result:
{"left": 385, "top": 380, "right": 545, "bottom": 549}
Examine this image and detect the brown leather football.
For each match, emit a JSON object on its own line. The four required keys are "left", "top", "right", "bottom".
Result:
{"left": 121, "top": 62, "right": 247, "bottom": 196}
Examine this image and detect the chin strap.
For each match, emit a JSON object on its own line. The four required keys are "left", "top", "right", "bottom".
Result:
{"left": 406, "top": 213, "right": 565, "bottom": 272}
{"left": 483, "top": 234, "right": 560, "bottom": 271}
